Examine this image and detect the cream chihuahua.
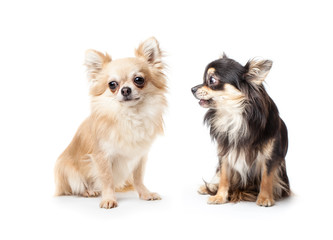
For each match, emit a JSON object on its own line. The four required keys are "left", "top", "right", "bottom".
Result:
{"left": 54, "top": 37, "right": 167, "bottom": 209}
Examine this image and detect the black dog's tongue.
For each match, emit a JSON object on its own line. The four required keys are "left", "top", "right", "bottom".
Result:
{"left": 199, "top": 99, "right": 210, "bottom": 107}
{"left": 199, "top": 99, "right": 206, "bottom": 105}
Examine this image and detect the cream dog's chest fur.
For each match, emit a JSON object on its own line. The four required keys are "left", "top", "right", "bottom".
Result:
{"left": 95, "top": 105, "right": 161, "bottom": 187}
{"left": 101, "top": 105, "right": 160, "bottom": 154}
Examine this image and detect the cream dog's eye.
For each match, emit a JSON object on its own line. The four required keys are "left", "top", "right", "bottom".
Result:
{"left": 134, "top": 77, "right": 145, "bottom": 88}
{"left": 108, "top": 81, "right": 118, "bottom": 91}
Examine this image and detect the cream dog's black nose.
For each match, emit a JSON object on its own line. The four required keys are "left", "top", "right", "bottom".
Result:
{"left": 121, "top": 87, "right": 132, "bottom": 96}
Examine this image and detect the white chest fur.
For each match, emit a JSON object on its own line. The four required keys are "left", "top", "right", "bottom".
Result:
{"left": 213, "top": 108, "right": 247, "bottom": 145}
{"left": 227, "top": 150, "right": 249, "bottom": 184}
{"left": 226, "top": 149, "right": 265, "bottom": 186}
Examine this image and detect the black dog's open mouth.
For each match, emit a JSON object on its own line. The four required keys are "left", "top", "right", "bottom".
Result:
{"left": 199, "top": 99, "right": 212, "bottom": 107}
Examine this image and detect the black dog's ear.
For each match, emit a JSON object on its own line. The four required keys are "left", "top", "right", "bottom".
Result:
{"left": 244, "top": 58, "right": 273, "bottom": 85}
{"left": 220, "top": 52, "right": 228, "bottom": 59}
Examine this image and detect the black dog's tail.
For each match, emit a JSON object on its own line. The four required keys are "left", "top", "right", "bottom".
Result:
{"left": 204, "top": 168, "right": 291, "bottom": 202}
{"left": 204, "top": 180, "right": 258, "bottom": 202}
{"left": 203, "top": 180, "right": 218, "bottom": 195}
{"left": 228, "top": 188, "right": 258, "bottom": 202}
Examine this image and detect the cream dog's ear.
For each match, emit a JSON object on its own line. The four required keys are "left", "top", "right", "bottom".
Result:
{"left": 244, "top": 58, "right": 273, "bottom": 85}
{"left": 135, "top": 37, "right": 162, "bottom": 66}
{"left": 85, "top": 49, "right": 111, "bottom": 81}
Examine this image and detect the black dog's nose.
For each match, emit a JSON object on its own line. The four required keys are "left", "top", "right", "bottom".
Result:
{"left": 121, "top": 87, "right": 132, "bottom": 96}
{"left": 191, "top": 86, "right": 198, "bottom": 94}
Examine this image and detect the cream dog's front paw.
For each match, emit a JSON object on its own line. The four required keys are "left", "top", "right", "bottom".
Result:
{"left": 82, "top": 190, "right": 100, "bottom": 197}
{"left": 99, "top": 198, "right": 118, "bottom": 209}
{"left": 139, "top": 192, "right": 161, "bottom": 201}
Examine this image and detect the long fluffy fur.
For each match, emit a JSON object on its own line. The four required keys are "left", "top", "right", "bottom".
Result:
{"left": 192, "top": 54, "right": 290, "bottom": 205}
{"left": 54, "top": 37, "right": 167, "bottom": 208}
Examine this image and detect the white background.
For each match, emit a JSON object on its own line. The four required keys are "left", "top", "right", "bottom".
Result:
{"left": 1, "top": 0, "right": 332, "bottom": 239}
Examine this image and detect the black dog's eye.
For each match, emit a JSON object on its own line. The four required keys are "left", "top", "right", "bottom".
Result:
{"left": 134, "top": 77, "right": 145, "bottom": 87}
{"left": 209, "top": 76, "right": 218, "bottom": 85}
{"left": 108, "top": 81, "right": 118, "bottom": 91}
